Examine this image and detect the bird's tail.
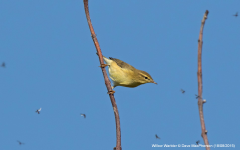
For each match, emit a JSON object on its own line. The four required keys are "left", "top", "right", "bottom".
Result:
{"left": 96, "top": 53, "right": 111, "bottom": 64}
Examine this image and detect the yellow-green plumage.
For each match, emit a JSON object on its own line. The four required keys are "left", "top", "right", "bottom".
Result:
{"left": 103, "top": 56, "right": 156, "bottom": 88}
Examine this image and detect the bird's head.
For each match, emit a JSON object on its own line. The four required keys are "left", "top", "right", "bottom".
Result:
{"left": 136, "top": 70, "right": 157, "bottom": 85}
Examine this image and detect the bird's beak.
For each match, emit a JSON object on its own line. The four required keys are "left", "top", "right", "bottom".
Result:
{"left": 151, "top": 81, "right": 157, "bottom": 84}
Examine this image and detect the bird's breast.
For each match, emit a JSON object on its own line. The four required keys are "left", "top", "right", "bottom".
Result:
{"left": 108, "top": 63, "right": 140, "bottom": 87}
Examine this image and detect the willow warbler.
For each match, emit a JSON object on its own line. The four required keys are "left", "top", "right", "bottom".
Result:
{"left": 101, "top": 56, "right": 157, "bottom": 90}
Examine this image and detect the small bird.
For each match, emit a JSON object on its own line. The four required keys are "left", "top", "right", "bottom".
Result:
{"left": 1, "top": 62, "right": 5, "bottom": 67}
{"left": 196, "top": 140, "right": 200, "bottom": 145}
{"left": 101, "top": 56, "right": 157, "bottom": 93}
{"left": 155, "top": 134, "right": 160, "bottom": 139}
{"left": 180, "top": 89, "right": 185, "bottom": 94}
{"left": 17, "top": 140, "right": 24, "bottom": 145}
{"left": 233, "top": 12, "right": 238, "bottom": 17}
{"left": 35, "top": 108, "right": 41, "bottom": 114}
{"left": 81, "top": 113, "right": 86, "bottom": 118}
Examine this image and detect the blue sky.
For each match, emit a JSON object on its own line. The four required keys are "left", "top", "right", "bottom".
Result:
{"left": 0, "top": 1, "right": 239, "bottom": 150}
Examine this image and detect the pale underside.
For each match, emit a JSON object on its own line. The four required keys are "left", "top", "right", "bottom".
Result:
{"left": 109, "top": 63, "right": 142, "bottom": 88}
{"left": 103, "top": 57, "right": 142, "bottom": 88}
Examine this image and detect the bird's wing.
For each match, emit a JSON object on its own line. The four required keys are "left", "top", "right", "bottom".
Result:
{"left": 39, "top": 108, "right": 41, "bottom": 111}
{"left": 109, "top": 57, "right": 135, "bottom": 71}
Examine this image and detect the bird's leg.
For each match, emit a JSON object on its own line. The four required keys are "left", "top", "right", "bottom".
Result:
{"left": 99, "top": 64, "right": 109, "bottom": 68}
{"left": 107, "top": 86, "right": 115, "bottom": 94}
{"left": 107, "top": 90, "right": 115, "bottom": 95}
{"left": 96, "top": 53, "right": 108, "bottom": 68}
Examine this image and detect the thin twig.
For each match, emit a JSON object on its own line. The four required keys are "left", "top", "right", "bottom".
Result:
{"left": 197, "top": 10, "right": 210, "bottom": 150}
{"left": 83, "top": 1, "right": 121, "bottom": 150}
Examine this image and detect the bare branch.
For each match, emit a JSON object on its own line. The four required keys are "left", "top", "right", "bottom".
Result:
{"left": 83, "top": 1, "right": 121, "bottom": 150}
{"left": 197, "top": 10, "right": 210, "bottom": 150}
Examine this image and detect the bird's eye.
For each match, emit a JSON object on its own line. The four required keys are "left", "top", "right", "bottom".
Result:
{"left": 145, "top": 77, "right": 148, "bottom": 79}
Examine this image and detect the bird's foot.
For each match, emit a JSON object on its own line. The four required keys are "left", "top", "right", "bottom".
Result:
{"left": 107, "top": 90, "right": 115, "bottom": 95}
{"left": 99, "top": 64, "right": 109, "bottom": 68}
